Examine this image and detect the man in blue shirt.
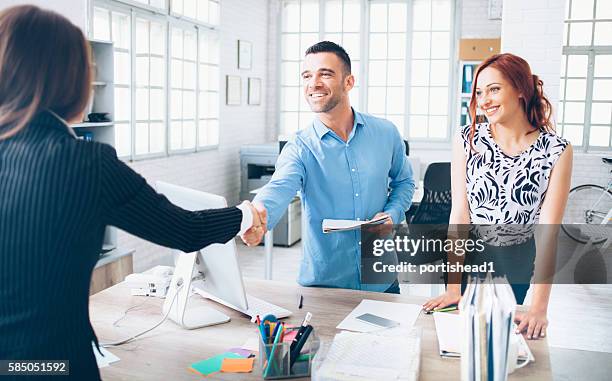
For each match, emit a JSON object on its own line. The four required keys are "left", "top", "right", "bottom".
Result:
{"left": 253, "top": 41, "right": 415, "bottom": 293}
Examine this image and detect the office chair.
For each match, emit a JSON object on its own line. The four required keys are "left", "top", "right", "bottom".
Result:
{"left": 407, "top": 162, "right": 451, "bottom": 224}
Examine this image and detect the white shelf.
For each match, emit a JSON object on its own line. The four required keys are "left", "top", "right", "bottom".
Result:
{"left": 92, "top": 81, "right": 107, "bottom": 86}
{"left": 72, "top": 122, "right": 114, "bottom": 128}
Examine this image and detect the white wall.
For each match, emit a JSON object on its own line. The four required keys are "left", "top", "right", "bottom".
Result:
{"left": 461, "top": 0, "right": 502, "bottom": 38}
{"left": 0, "top": 0, "right": 88, "bottom": 31}
{"left": 123, "top": 0, "right": 270, "bottom": 271}
{"left": 501, "top": 0, "right": 566, "bottom": 108}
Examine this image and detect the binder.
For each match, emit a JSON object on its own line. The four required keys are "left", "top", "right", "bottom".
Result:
{"left": 460, "top": 276, "right": 518, "bottom": 381}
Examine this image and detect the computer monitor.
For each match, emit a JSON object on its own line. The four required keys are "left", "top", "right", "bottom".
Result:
{"left": 155, "top": 181, "right": 249, "bottom": 329}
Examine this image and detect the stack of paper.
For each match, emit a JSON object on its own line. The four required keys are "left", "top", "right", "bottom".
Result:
{"left": 322, "top": 214, "right": 388, "bottom": 233}
{"left": 459, "top": 276, "right": 523, "bottom": 381}
{"left": 313, "top": 330, "right": 421, "bottom": 381}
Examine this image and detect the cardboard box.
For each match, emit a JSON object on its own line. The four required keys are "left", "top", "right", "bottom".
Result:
{"left": 459, "top": 38, "right": 501, "bottom": 60}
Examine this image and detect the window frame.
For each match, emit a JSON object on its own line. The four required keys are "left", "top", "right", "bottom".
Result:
{"left": 561, "top": 0, "right": 612, "bottom": 152}
{"left": 276, "top": 0, "right": 459, "bottom": 145}
{"left": 91, "top": 0, "right": 221, "bottom": 161}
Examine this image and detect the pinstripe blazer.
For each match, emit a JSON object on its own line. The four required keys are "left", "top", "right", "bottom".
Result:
{"left": 0, "top": 111, "right": 242, "bottom": 380}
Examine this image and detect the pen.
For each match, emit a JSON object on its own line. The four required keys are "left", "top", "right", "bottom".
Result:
{"left": 289, "top": 325, "right": 313, "bottom": 368}
{"left": 298, "top": 294, "right": 303, "bottom": 309}
{"left": 264, "top": 322, "right": 284, "bottom": 377}
{"left": 435, "top": 305, "right": 458, "bottom": 312}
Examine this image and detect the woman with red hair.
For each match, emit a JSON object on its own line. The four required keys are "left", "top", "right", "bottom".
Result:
{"left": 423, "top": 53, "right": 573, "bottom": 340}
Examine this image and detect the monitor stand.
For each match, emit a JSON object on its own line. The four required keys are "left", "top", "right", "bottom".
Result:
{"left": 163, "top": 251, "right": 230, "bottom": 329}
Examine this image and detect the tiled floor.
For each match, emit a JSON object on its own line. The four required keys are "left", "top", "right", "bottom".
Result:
{"left": 235, "top": 239, "right": 612, "bottom": 381}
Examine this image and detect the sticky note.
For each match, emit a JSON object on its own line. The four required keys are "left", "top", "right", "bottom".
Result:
{"left": 283, "top": 329, "right": 299, "bottom": 343}
{"left": 228, "top": 347, "right": 253, "bottom": 358}
{"left": 220, "top": 357, "right": 255, "bottom": 373}
{"left": 189, "top": 352, "right": 243, "bottom": 376}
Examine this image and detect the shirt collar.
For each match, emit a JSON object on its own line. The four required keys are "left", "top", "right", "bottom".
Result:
{"left": 47, "top": 110, "right": 78, "bottom": 138}
{"left": 312, "top": 108, "right": 365, "bottom": 141}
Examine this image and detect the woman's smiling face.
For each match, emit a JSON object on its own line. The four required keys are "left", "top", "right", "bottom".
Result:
{"left": 475, "top": 67, "right": 524, "bottom": 125}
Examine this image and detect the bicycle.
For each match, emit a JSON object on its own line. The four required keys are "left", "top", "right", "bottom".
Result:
{"left": 562, "top": 157, "right": 612, "bottom": 244}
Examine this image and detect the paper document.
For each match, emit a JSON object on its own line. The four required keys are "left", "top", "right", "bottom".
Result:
{"left": 433, "top": 312, "right": 462, "bottom": 357}
{"left": 434, "top": 310, "right": 530, "bottom": 360}
{"left": 322, "top": 214, "right": 388, "bottom": 233}
{"left": 92, "top": 344, "right": 120, "bottom": 368}
{"left": 314, "top": 330, "right": 421, "bottom": 381}
{"left": 336, "top": 299, "right": 422, "bottom": 333}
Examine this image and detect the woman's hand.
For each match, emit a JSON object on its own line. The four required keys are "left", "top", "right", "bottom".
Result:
{"left": 422, "top": 289, "right": 461, "bottom": 312}
{"left": 515, "top": 308, "right": 548, "bottom": 340}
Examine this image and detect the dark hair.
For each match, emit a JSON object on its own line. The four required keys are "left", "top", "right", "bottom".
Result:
{"left": 468, "top": 53, "right": 554, "bottom": 151}
{"left": 305, "top": 41, "right": 351, "bottom": 75}
{"left": 0, "top": 5, "right": 92, "bottom": 140}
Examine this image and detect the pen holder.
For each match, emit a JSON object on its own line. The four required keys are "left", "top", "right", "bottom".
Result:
{"left": 258, "top": 329, "right": 319, "bottom": 380}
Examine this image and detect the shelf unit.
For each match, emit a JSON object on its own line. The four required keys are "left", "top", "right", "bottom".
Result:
{"left": 72, "top": 40, "right": 115, "bottom": 146}
{"left": 73, "top": 39, "right": 119, "bottom": 256}
{"left": 458, "top": 60, "right": 480, "bottom": 126}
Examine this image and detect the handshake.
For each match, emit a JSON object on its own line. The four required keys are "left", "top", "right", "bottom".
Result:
{"left": 239, "top": 201, "right": 268, "bottom": 246}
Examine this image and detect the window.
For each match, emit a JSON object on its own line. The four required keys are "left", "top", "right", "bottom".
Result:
{"left": 278, "top": 0, "right": 455, "bottom": 140}
{"left": 367, "top": 1, "right": 408, "bottom": 135}
{"left": 198, "top": 31, "right": 220, "bottom": 146}
{"left": 93, "top": 6, "right": 132, "bottom": 157}
{"left": 280, "top": 0, "right": 321, "bottom": 136}
{"left": 406, "top": 0, "right": 452, "bottom": 139}
{"left": 324, "top": 0, "right": 362, "bottom": 110}
{"left": 171, "top": 0, "right": 220, "bottom": 25}
{"left": 170, "top": 26, "right": 197, "bottom": 151}
{"left": 135, "top": 17, "right": 166, "bottom": 156}
{"left": 560, "top": 0, "right": 612, "bottom": 150}
{"left": 132, "top": 0, "right": 166, "bottom": 10}
{"left": 92, "top": 1, "right": 220, "bottom": 159}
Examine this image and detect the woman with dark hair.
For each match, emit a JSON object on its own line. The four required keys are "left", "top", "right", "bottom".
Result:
{"left": 423, "top": 53, "right": 573, "bottom": 340}
{"left": 0, "top": 5, "right": 264, "bottom": 380}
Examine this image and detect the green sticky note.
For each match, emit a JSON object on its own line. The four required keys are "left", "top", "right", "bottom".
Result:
{"left": 190, "top": 352, "right": 243, "bottom": 376}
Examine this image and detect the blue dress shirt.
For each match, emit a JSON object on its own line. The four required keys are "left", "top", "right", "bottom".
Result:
{"left": 254, "top": 110, "right": 415, "bottom": 291}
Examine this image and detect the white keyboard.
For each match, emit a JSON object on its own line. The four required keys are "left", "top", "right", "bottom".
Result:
{"left": 245, "top": 294, "right": 292, "bottom": 320}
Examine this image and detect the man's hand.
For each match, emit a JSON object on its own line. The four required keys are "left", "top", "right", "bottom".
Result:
{"left": 371, "top": 212, "right": 394, "bottom": 235}
{"left": 241, "top": 201, "right": 267, "bottom": 246}
{"left": 515, "top": 308, "right": 548, "bottom": 340}
{"left": 252, "top": 201, "right": 268, "bottom": 229}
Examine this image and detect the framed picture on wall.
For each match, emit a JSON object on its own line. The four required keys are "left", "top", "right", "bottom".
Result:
{"left": 238, "top": 40, "right": 252, "bottom": 70}
{"left": 226, "top": 75, "right": 241, "bottom": 105}
{"left": 248, "top": 77, "right": 261, "bottom": 105}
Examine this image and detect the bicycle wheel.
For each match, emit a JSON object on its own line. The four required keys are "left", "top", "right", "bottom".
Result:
{"left": 562, "top": 184, "right": 612, "bottom": 244}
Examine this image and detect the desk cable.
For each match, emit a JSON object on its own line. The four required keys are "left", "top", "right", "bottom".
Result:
{"left": 100, "top": 283, "right": 184, "bottom": 348}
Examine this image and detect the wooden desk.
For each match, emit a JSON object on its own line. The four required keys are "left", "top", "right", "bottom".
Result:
{"left": 90, "top": 278, "right": 551, "bottom": 380}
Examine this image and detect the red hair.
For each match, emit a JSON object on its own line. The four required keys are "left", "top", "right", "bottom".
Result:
{"left": 468, "top": 53, "right": 554, "bottom": 151}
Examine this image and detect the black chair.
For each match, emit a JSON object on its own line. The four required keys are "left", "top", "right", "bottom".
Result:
{"left": 407, "top": 162, "right": 451, "bottom": 224}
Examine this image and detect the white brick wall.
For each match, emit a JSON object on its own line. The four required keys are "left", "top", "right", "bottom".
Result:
{"left": 460, "top": 0, "right": 502, "bottom": 38}
{"left": 501, "top": 0, "right": 566, "bottom": 109}
{"left": 119, "top": 0, "right": 270, "bottom": 271}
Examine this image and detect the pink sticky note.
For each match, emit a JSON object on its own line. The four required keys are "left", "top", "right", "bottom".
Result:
{"left": 283, "top": 330, "right": 299, "bottom": 343}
